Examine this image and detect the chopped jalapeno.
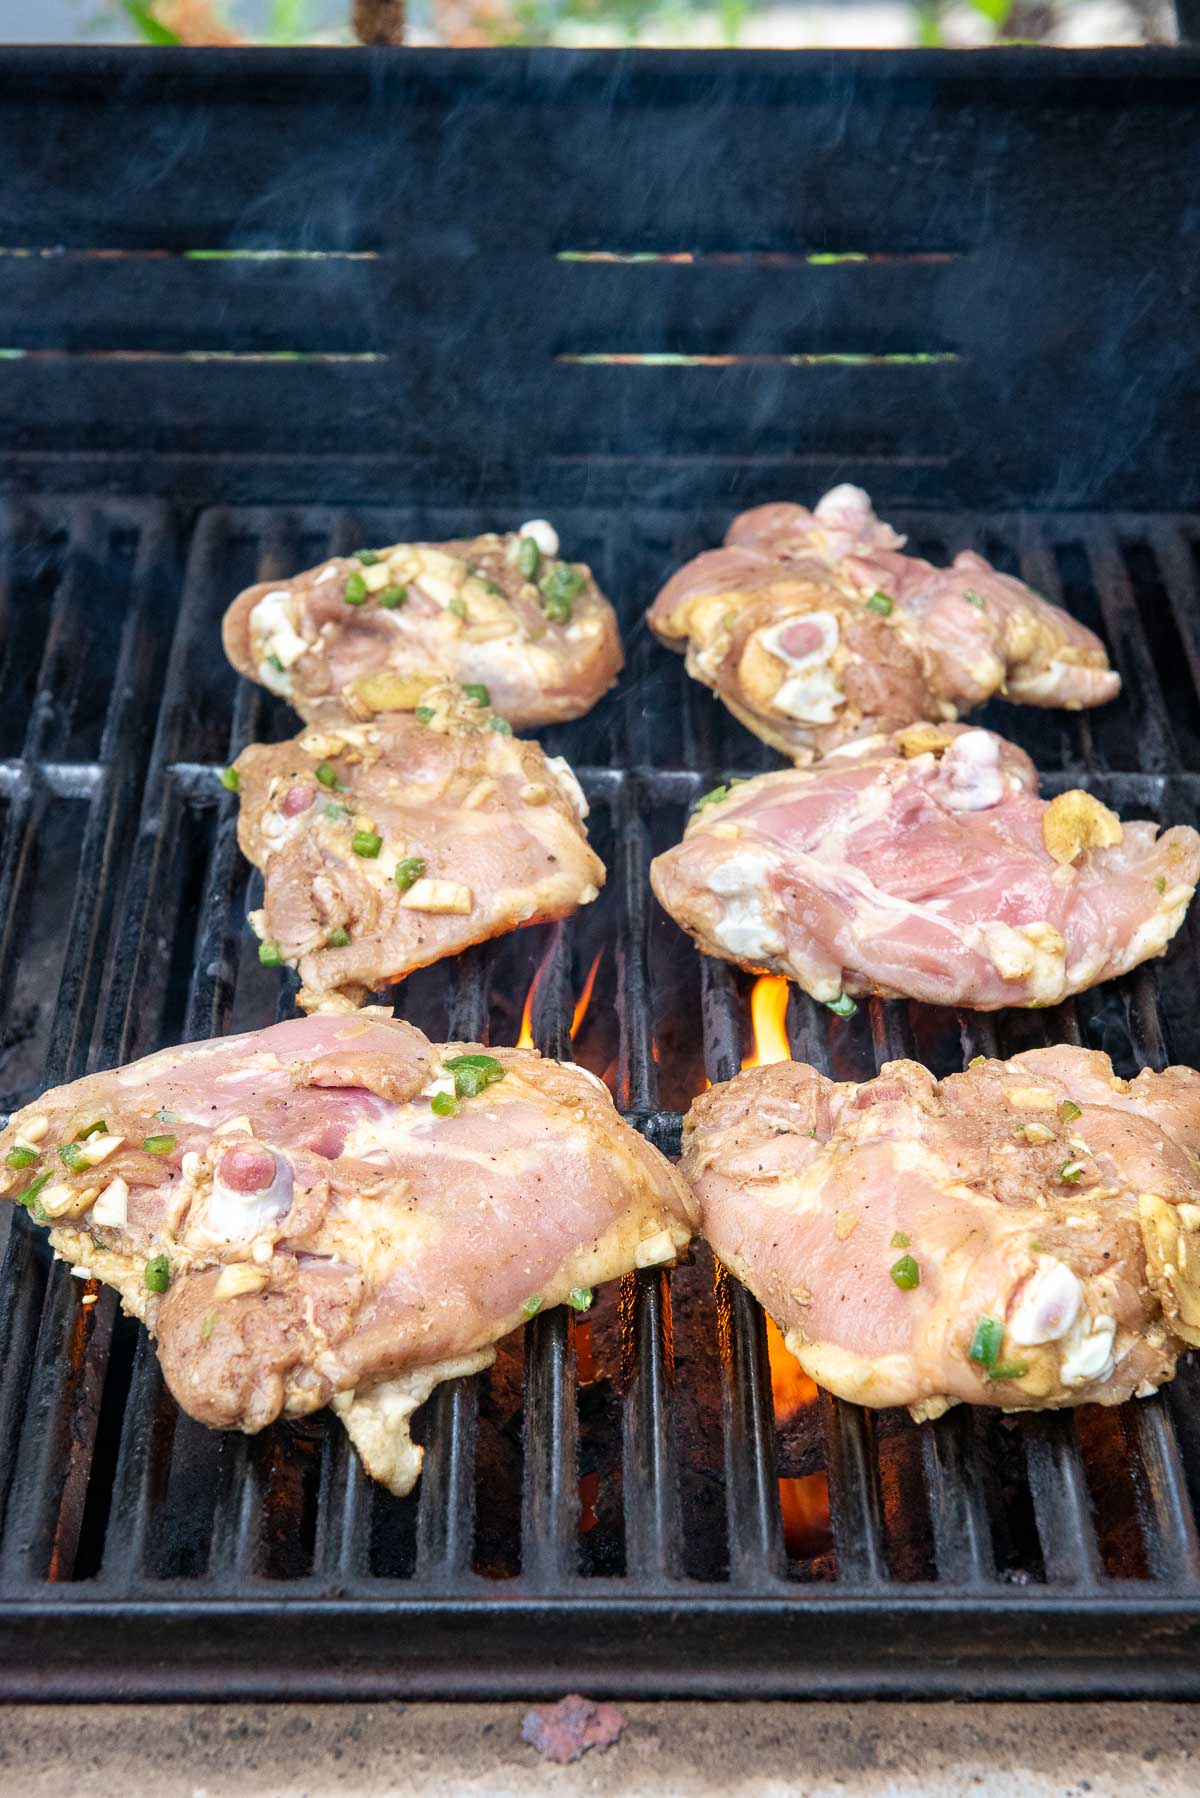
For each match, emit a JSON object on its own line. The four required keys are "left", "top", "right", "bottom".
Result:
{"left": 144, "top": 1255, "right": 171, "bottom": 1294}
{"left": 517, "top": 536, "right": 541, "bottom": 579}
{"left": 142, "top": 1134, "right": 175, "bottom": 1155}
{"left": 154, "top": 1108, "right": 180, "bottom": 1124}
{"left": 430, "top": 1091, "right": 459, "bottom": 1118}
{"left": 987, "top": 1361, "right": 1029, "bottom": 1382}
{"left": 964, "top": 589, "right": 985, "bottom": 609}
{"left": 258, "top": 941, "right": 283, "bottom": 968}
{"left": 394, "top": 857, "right": 425, "bottom": 892}
{"left": 325, "top": 800, "right": 350, "bottom": 822}
{"left": 969, "top": 1315, "right": 1003, "bottom": 1368}
{"left": 1155, "top": 876, "right": 1167, "bottom": 894}
{"left": 352, "top": 830, "right": 382, "bottom": 858}
{"left": 866, "top": 590, "right": 894, "bottom": 616}
{"left": 414, "top": 706, "right": 436, "bottom": 724}
{"left": 5, "top": 1144, "right": 38, "bottom": 1169}
{"left": 379, "top": 584, "right": 407, "bottom": 609}
{"left": 58, "top": 1142, "right": 86, "bottom": 1171}
{"left": 969, "top": 1055, "right": 987, "bottom": 1068}
{"left": 1058, "top": 1159, "right": 1085, "bottom": 1183}
{"left": 267, "top": 652, "right": 285, "bottom": 673}
{"left": 445, "top": 1052, "right": 506, "bottom": 1099}
{"left": 448, "top": 597, "right": 467, "bottom": 620}
{"left": 521, "top": 1295, "right": 544, "bottom": 1319}
{"left": 462, "top": 683, "right": 490, "bottom": 707}
{"left": 488, "top": 716, "right": 514, "bottom": 735}
{"left": 326, "top": 927, "right": 350, "bottom": 948}
{"left": 567, "top": 1287, "right": 594, "bottom": 1312}
{"left": 344, "top": 571, "right": 367, "bottom": 606}
{"left": 315, "top": 762, "right": 344, "bottom": 790}
{"left": 16, "top": 1169, "right": 52, "bottom": 1214}
{"left": 890, "top": 1254, "right": 920, "bottom": 1290}
{"left": 219, "top": 766, "right": 240, "bottom": 792}
{"left": 890, "top": 1231, "right": 910, "bottom": 1249}
{"left": 826, "top": 995, "right": 857, "bottom": 1017}
{"left": 1060, "top": 1099, "right": 1082, "bottom": 1123}
{"left": 694, "top": 786, "right": 728, "bottom": 813}
{"left": 75, "top": 1119, "right": 106, "bottom": 1141}
{"left": 354, "top": 549, "right": 379, "bottom": 565}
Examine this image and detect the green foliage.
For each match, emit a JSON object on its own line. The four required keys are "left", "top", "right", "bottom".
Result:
{"left": 120, "top": 0, "right": 182, "bottom": 40}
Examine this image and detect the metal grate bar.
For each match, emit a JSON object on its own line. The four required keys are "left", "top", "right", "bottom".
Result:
{"left": 921, "top": 1409, "right": 995, "bottom": 1586}
{"left": 617, "top": 776, "right": 656, "bottom": 1115}
{"left": 519, "top": 1306, "right": 580, "bottom": 1588}
{"left": 1087, "top": 526, "right": 1176, "bottom": 772}
{"left": 415, "top": 1378, "right": 481, "bottom": 1583}
{"left": 1124, "top": 1396, "right": 1200, "bottom": 1584}
{"left": 207, "top": 1436, "right": 265, "bottom": 1585}
{"left": 622, "top": 1267, "right": 683, "bottom": 1583}
{"left": 96, "top": 1336, "right": 173, "bottom": 1588}
{"left": 314, "top": 1425, "right": 371, "bottom": 1587}
{"left": 821, "top": 1391, "right": 888, "bottom": 1586}
{"left": 1021, "top": 1413, "right": 1104, "bottom": 1587}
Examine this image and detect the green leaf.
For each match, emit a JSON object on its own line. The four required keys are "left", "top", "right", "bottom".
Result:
{"left": 268, "top": 0, "right": 311, "bottom": 39}
{"left": 120, "top": 1, "right": 183, "bottom": 43}
{"left": 968, "top": 0, "right": 1013, "bottom": 24}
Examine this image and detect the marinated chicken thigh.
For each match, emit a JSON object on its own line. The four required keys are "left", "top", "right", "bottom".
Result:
{"left": 223, "top": 520, "right": 622, "bottom": 732}
{"left": 0, "top": 1014, "right": 696, "bottom": 1494}
{"left": 648, "top": 485, "right": 1119, "bottom": 761}
{"left": 232, "top": 682, "right": 604, "bottom": 1013}
{"left": 684, "top": 1047, "right": 1200, "bottom": 1415}
{"left": 650, "top": 724, "right": 1200, "bottom": 1011}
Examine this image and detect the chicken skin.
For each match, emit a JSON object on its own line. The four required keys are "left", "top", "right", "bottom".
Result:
{"left": 232, "top": 682, "right": 604, "bottom": 1013}
{"left": 0, "top": 1014, "right": 697, "bottom": 1495}
{"left": 650, "top": 724, "right": 1200, "bottom": 1011}
{"left": 647, "top": 485, "right": 1119, "bottom": 762}
{"left": 684, "top": 1047, "right": 1200, "bottom": 1418}
{"left": 223, "top": 520, "right": 622, "bottom": 733}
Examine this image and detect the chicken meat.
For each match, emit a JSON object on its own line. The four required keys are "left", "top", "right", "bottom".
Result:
{"left": 232, "top": 682, "right": 604, "bottom": 1013}
{"left": 223, "top": 520, "right": 623, "bottom": 732}
{"left": 647, "top": 484, "right": 1120, "bottom": 761}
{"left": 684, "top": 1046, "right": 1200, "bottom": 1416}
{"left": 0, "top": 1013, "right": 696, "bottom": 1495}
{"left": 650, "top": 723, "right": 1200, "bottom": 1011}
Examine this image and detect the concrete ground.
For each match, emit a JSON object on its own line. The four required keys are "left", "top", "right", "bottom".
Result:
{"left": 0, "top": 1701, "right": 1195, "bottom": 1795}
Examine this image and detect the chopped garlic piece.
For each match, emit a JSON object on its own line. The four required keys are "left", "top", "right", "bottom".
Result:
{"left": 361, "top": 562, "right": 391, "bottom": 593}
{"left": 635, "top": 1229, "right": 678, "bottom": 1269}
{"left": 18, "top": 1115, "right": 49, "bottom": 1144}
{"left": 90, "top": 1176, "right": 129, "bottom": 1228}
{"left": 76, "top": 1133, "right": 124, "bottom": 1167}
{"left": 519, "top": 519, "right": 559, "bottom": 559}
{"left": 214, "top": 1114, "right": 256, "bottom": 1138}
{"left": 399, "top": 878, "right": 473, "bottom": 915}
{"left": 213, "top": 1262, "right": 271, "bottom": 1301}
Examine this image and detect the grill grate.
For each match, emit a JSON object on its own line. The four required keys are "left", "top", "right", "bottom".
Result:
{"left": 0, "top": 498, "right": 1199, "bottom": 1697}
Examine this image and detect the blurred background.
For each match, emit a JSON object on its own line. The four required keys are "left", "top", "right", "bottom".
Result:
{"left": 6, "top": 0, "right": 1178, "bottom": 53}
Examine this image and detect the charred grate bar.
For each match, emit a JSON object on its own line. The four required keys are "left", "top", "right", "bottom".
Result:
{"left": 0, "top": 499, "right": 1198, "bottom": 1699}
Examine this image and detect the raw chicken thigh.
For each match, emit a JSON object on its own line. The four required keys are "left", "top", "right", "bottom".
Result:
{"left": 650, "top": 723, "right": 1200, "bottom": 1011}
{"left": 648, "top": 485, "right": 1119, "bottom": 761}
{"left": 685, "top": 1047, "right": 1200, "bottom": 1416}
{"left": 223, "top": 520, "right": 622, "bottom": 732}
{"left": 231, "top": 682, "right": 604, "bottom": 1013}
{"left": 0, "top": 1014, "right": 696, "bottom": 1495}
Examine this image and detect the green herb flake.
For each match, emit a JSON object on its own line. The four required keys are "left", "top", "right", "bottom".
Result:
{"left": 826, "top": 994, "right": 857, "bottom": 1018}
{"left": 6, "top": 1143, "right": 38, "bottom": 1169}
{"left": 154, "top": 1109, "right": 180, "bottom": 1124}
{"left": 567, "top": 1287, "right": 594, "bottom": 1312}
{"left": 201, "top": 1308, "right": 217, "bottom": 1342}
{"left": 890, "top": 1231, "right": 911, "bottom": 1249}
{"left": 144, "top": 1255, "right": 171, "bottom": 1295}
{"left": 1058, "top": 1159, "right": 1085, "bottom": 1184}
{"left": 379, "top": 584, "right": 408, "bottom": 609}
{"left": 890, "top": 1254, "right": 920, "bottom": 1290}
{"left": 344, "top": 571, "right": 368, "bottom": 606}
{"left": 315, "top": 761, "right": 344, "bottom": 790}
{"left": 142, "top": 1134, "right": 176, "bottom": 1156}
{"left": 517, "top": 536, "right": 541, "bottom": 579}
{"left": 538, "top": 564, "right": 583, "bottom": 623}
{"left": 258, "top": 941, "right": 284, "bottom": 968}
{"left": 488, "top": 716, "right": 514, "bottom": 735}
{"left": 866, "top": 590, "right": 894, "bottom": 617}
{"left": 448, "top": 597, "right": 468, "bottom": 621}
{"left": 521, "top": 1295, "right": 544, "bottom": 1319}
{"left": 352, "top": 829, "right": 383, "bottom": 859}
{"left": 987, "top": 1361, "right": 1029, "bottom": 1382}
{"left": 414, "top": 706, "right": 436, "bottom": 724}
{"left": 964, "top": 589, "right": 985, "bottom": 609}
{"left": 394, "top": 857, "right": 425, "bottom": 892}
{"left": 445, "top": 1052, "right": 506, "bottom": 1099}
{"left": 968, "top": 1055, "right": 987, "bottom": 1069}
{"left": 694, "top": 785, "right": 729, "bottom": 813}
{"left": 462, "top": 683, "right": 491, "bottom": 707}
{"left": 1060, "top": 1099, "right": 1082, "bottom": 1123}
{"left": 326, "top": 927, "right": 350, "bottom": 948}
{"left": 969, "top": 1315, "right": 1003, "bottom": 1368}
{"left": 219, "top": 765, "right": 240, "bottom": 792}
{"left": 267, "top": 652, "right": 285, "bottom": 673}
{"left": 354, "top": 549, "right": 380, "bottom": 566}
{"left": 1155, "top": 876, "right": 1167, "bottom": 895}
{"left": 430, "top": 1091, "right": 460, "bottom": 1118}
{"left": 15, "top": 1169, "right": 52, "bottom": 1214}
{"left": 58, "top": 1142, "right": 86, "bottom": 1171}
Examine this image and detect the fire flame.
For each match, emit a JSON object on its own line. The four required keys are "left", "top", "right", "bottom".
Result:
{"left": 742, "top": 975, "right": 792, "bottom": 1069}
{"left": 571, "top": 950, "right": 603, "bottom": 1040}
{"left": 765, "top": 1315, "right": 830, "bottom": 1558}
{"left": 765, "top": 1314, "right": 817, "bottom": 1420}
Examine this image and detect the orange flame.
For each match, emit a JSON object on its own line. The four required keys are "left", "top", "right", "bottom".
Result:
{"left": 765, "top": 1314, "right": 817, "bottom": 1421}
{"left": 765, "top": 1314, "right": 830, "bottom": 1557}
{"left": 742, "top": 975, "right": 792, "bottom": 1069}
{"left": 570, "top": 950, "right": 603, "bottom": 1040}
{"left": 516, "top": 940, "right": 555, "bottom": 1048}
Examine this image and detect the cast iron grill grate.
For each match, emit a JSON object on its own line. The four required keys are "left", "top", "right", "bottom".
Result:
{"left": 0, "top": 497, "right": 1198, "bottom": 1696}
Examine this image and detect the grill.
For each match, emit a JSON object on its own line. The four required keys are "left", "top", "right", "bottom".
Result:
{"left": 0, "top": 45, "right": 1199, "bottom": 1702}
